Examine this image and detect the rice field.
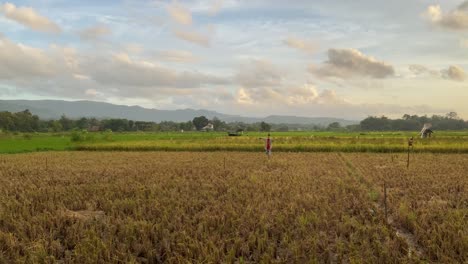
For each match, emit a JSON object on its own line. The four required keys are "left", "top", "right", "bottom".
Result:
{"left": 75, "top": 134, "right": 468, "bottom": 153}
{"left": 1, "top": 131, "right": 467, "bottom": 154}
{"left": 0, "top": 152, "right": 466, "bottom": 263}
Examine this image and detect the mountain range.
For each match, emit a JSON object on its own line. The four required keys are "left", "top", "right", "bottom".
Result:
{"left": 0, "top": 100, "right": 358, "bottom": 126}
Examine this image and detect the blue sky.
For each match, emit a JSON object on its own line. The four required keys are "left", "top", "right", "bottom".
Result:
{"left": 0, "top": 0, "right": 467, "bottom": 119}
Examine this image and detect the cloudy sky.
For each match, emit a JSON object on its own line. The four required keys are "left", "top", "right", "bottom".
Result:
{"left": 0, "top": 0, "right": 467, "bottom": 119}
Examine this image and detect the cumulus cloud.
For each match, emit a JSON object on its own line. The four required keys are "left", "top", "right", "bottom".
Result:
{"left": 173, "top": 29, "right": 212, "bottom": 47}
{"left": 0, "top": 2, "right": 61, "bottom": 33}
{"left": 283, "top": 37, "right": 317, "bottom": 54}
{"left": 226, "top": 84, "right": 447, "bottom": 119}
{"left": 425, "top": 1, "right": 468, "bottom": 30}
{"left": 84, "top": 53, "right": 228, "bottom": 89}
{"left": 442, "top": 65, "right": 466, "bottom": 81}
{"left": 0, "top": 36, "right": 97, "bottom": 98}
{"left": 167, "top": 1, "right": 192, "bottom": 25}
{"left": 234, "top": 83, "right": 346, "bottom": 107}
{"left": 85, "top": 89, "right": 102, "bottom": 97}
{"left": 408, "top": 64, "right": 465, "bottom": 82}
{"left": 311, "top": 48, "right": 395, "bottom": 79}
{"left": 0, "top": 36, "right": 68, "bottom": 79}
{"left": 235, "top": 59, "right": 283, "bottom": 88}
{"left": 0, "top": 36, "right": 230, "bottom": 99}
{"left": 79, "top": 25, "right": 112, "bottom": 41}
{"left": 408, "top": 64, "right": 441, "bottom": 77}
{"left": 156, "top": 50, "right": 199, "bottom": 63}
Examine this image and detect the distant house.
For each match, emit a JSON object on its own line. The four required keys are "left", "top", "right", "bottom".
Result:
{"left": 202, "top": 123, "right": 214, "bottom": 131}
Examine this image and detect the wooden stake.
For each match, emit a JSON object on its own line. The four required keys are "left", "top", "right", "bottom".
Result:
{"left": 407, "top": 146, "right": 410, "bottom": 169}
{"left": 384, "top": 182, "right": 388, "bottom": 224}
{"left": 407, "top": 137, "right": 413, "bottom": 169}
{"left": 223, "top": 157, "right": 226, "bottom": 171}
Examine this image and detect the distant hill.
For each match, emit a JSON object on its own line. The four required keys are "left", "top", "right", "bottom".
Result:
{"left": 0, "top": 100, "right": 357, "bottom": 126}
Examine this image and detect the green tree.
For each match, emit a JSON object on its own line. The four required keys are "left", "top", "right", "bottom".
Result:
{"left": 211, "top": 117, "right": 226, "bottom": 131}
{"left": 102, "top": 119, "right": 129, "bottom": 132}
{"left": 360, "top": 116, "right": 391, "bottom": 131}
{"left": 0, "top": 112, "right": 15, "bottom": 131}
{"left": 446, "top": 112, "right": 459, "bottom": 120}
{"left": 51, "top": 120, "right": 63, "bottom": 132}
{"left": 327, "top": 122, "right": 342, "bottom": 131}
{"left": 277, "top": 125, "right": 289, "bottom": 132}
{"left": 128, "top": 120, "right": 134, "bottom": 131}
{"left": 260, "top": 122, "right": 271, "bottom": 132}
{"left": 76, "top": 118, "right": 89, "bottom": 130}
{"left": 59, "top": 115, "right": 74, "bottom": 131}
{"left": 179, "top": 121, "right": 194, "bottom": 131}
{"left": 192, "top": 116, "right": 209, "bottom": 131}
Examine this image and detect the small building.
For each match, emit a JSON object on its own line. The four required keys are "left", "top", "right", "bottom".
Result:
{"left": 421, "top": 129, "right": 434, "bottom": 138}
{"left": 202, "top": 123, "right": 214, "bottom": 131}
{"left": 420, "top": 123, "right": 433, "bottom": 139}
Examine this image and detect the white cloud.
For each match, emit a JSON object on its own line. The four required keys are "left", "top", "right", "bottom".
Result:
{"left": 0, "top": 2, "right": 61, "bottom": 33}
{"left": 0, "top": 36, "right": 67, "bottom": 79}
{"left": 173, "top": 28, "right": 213, "bottom": 47}
{"left": 235, "top": 59, "right": 283, "bottom": 88}
{"left": 176, "top": 0, "right": 238, "bottom": 15}
{"left": 79, "top": 25, "right": 112, "bottom": 41}
{"left": 311, "top": 48, "right": 395, "bottom": 79}
{"left": 156, "top": 50, "right": 199, "bottom": 63}
{"left": 442, "top": 65, "right": 466, "bottom": 82}
{"left": 234, "top": 83, "right": 346, "bottom": 107}
{"left": 409, "top": 64, "right": 466, "bottom": 82}
{"left": 0, "top": 36, "right": 230, "bottom": 99}
{"left": 408, "top": 64, "right": 441, "bottom": 77}
{"left": 167, "top": 1, "right": 192, "bottom": 25}
{"left": 236, "top": 87, "right": 253, "bottom": 104}
{"left": 73, "top": 74, "right": 91, "bottom": 80}
{"left": 85, "top": 89, "right": 101, "bottom": 97}
{"left": 283, "top": 37, "right": 317, "bottom": 54}
{"left": 425, "top": 2, "right": 468, "bottom": 30}
{"left": 84, "top": 53, "right": 228, "bottom": 89}
{"left": 223, "top": 84, "right": 447, "bottom": 119}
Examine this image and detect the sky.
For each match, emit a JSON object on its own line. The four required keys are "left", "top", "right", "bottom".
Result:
{"left": 0, "top": 0, "right": 467, "bottom": 119}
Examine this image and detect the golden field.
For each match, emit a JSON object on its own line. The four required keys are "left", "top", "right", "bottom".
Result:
{"left": 0, "top": 152, "right": 466, "bottom": 263}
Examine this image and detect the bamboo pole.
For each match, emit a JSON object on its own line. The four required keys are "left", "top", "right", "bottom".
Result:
{"left": 384, "top": 182, "right": 388, "bottom": 224}
{"left": 407, "top": 137, "right": 413, "bottom": 169}
{"left": 407, "top": 146, "right": 410, "bottom": 169}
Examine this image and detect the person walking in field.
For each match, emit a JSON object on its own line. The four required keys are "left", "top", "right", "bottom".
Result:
{"left": 259, "top": 133, "right": 273, "bottom": 157}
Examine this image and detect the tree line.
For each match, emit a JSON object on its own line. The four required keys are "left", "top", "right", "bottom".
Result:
{"left": 0, "top": 109, "right": 466, "bottom": 133}
{"left": 359, "top": 112, "right": 467, "bottom": 131}
{"left": 0, "top": 110, "right": 277, "bottom": 133}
